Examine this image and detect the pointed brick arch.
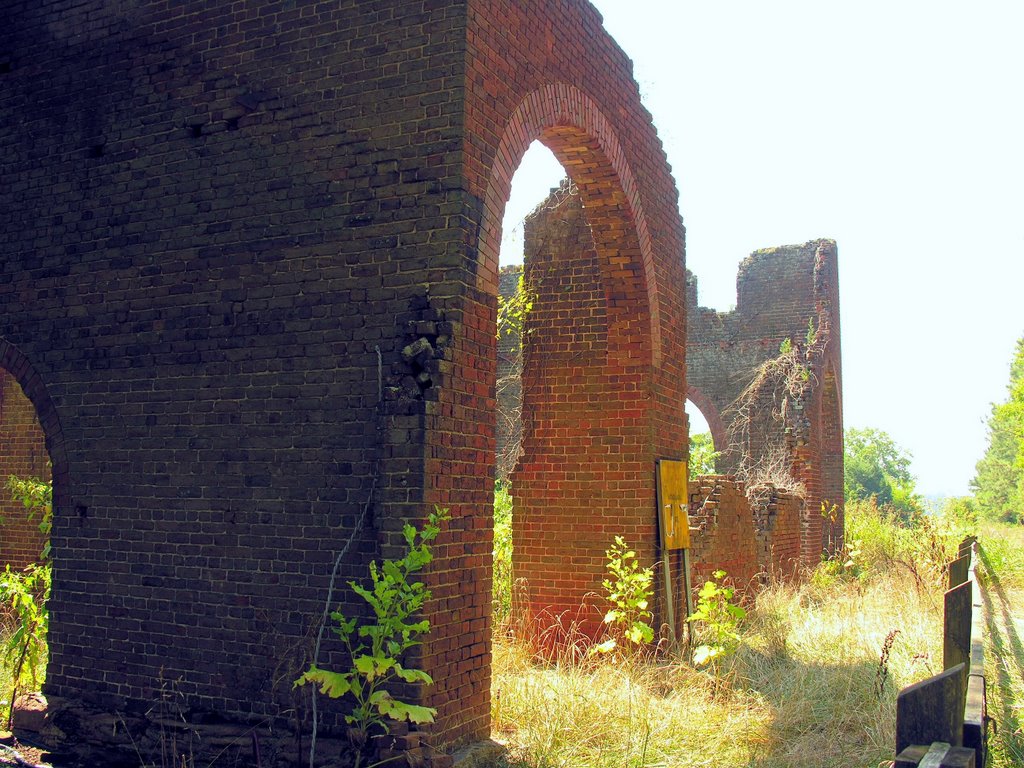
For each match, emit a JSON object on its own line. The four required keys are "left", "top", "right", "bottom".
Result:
{"left": 477, "top": 83, "right": 662, "bottom": 365}
{"left": 687, "top": 385, "right": 728, "bottom": 456}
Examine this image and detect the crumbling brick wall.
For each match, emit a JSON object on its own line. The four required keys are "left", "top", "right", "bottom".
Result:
{"left": 1, "top": 0, "right": 687, "bottom": 758}
{"left": 686, "top": 477, "right": 801, "bottom": 592}
{"left": 0, "top": 370, "right": 49, "bottom": 569}
{"left": 687, "top": 241, "right": 844, "bottom": 564}
{"left": 687, "top": 477, "right": 761, "bottom": 591}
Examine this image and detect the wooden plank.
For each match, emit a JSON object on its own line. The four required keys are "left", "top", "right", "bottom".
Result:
{"left": 970, "top": 579, "right": 985, "bottom": 674}
{"left": 894, "top": 744, "right": 930, "bottom": 767}
{"left": 948, "top": 555, "right": 970, "bottom": 590}
{"left": 919, "top": 741, "right": 951, "bottom": 768}
{"left": 944, "top": 581, "right": 972, "bottom": 677}
{"left": 894, "top": 743, "right": 975, "bottom": 767}
{"left": 962, "top": 673, "right": 987, "bottom": 768}
{"left": 896, "top": 664, "right": 967, "bottom": 755}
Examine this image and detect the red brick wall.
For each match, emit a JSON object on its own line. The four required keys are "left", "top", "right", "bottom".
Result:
{"left": 510, "top": 189, "right": 655, "bottom": 643}
{"left": 0, "top": 369, "right": 50, "bottom": 569}
{"left": 752, "top": 487, "right": 803, "bottom": 581}
{"left": 688, "top": 477, "right": 802, "bottom": 592}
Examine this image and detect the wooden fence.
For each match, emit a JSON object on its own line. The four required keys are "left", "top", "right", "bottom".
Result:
{"left": 893, "top": 536, "right": 988, "bottom": 767}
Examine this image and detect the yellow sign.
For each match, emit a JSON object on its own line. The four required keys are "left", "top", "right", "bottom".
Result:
{"left": 657, "top": 459, "right": 690, "bottom": 550}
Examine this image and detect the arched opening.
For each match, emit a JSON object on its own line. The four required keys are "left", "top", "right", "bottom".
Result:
{"left": 0, "top": 340, "right": 67, "bottom": 728}
{"left": 476, "top": 85, "right": 660, "bottom": 654}
{"left": 0, "top": 370, "right": 52, "bottom": 570}
{"left": 685, "top": 398, "right": 720, "bottom": 478}
{"left": 493, "top": 141, "right": 567, "bottom": 636}
{"left": 685, "top": 386, "right": 728, "bottom": 474}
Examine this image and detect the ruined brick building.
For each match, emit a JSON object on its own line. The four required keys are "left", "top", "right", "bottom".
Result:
{"left": 0, "top": 0, "right": 697, "bottom": 763}
{"left": 2, "top": 0, "right": 843, "bottom": 763}
{"left": 497, "top": 193, "right": 843, "bottom": 596}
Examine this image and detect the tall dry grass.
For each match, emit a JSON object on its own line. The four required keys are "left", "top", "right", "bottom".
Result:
{"left": 486, "top": 499, "right": 969, "bottom": 768}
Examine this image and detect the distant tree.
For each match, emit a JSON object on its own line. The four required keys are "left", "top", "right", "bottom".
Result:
{"left": 689, "top": 432, "right": 719, "bottom": 479}
{"left": 844, "top": 427, "right": 921, "bottom": 517}
{"left": 971, "top": 337, "right": 1024, "bottom": 522}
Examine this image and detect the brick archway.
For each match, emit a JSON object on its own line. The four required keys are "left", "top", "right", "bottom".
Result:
{"left": 1, "top": 0, "right": 689, "bottom": 758}
{"left": 686, "top": 385, "right": 728, "bottom": 456}
{"left": 0, "top": 339, "right": 69, "bottom": 511}
{"left": 477, "top": 83, "right": 661, "bottom": 365}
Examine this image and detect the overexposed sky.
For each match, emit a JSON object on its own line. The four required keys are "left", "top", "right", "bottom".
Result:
{"left": 501, "top": 0, "right": 1024, "bottom": 497}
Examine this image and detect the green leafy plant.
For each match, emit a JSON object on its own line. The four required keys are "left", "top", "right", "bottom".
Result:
{"left": 295, "top": 507, "right": 449, "bottom": 758}
{"left": 493, "top": 483, "right": 514, "bottom": 628}
{"left": 687, "top": 570, "right": 746, "bottom": 667}
{"left": 6, "top": 475, "right": 52, "bottom": 560}
{"left": 594, "top": 536, "right": 654, "bottom": 655}
{"left": 805, "top": 317, "right": 818, "bottom": 347}
{"left": 1, "top": 475, "right": 52, "bottom": 729}
{"left": 497, "top": 271, "right": 535, "bottom": 350}
{"left": 0, "top": 563, "right": 51, "bottom": 729}
{"left": 688, "top": 432, "right": 720, "bottom": 479}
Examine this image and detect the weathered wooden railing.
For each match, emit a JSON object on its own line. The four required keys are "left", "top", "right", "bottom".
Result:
{"left": 893, "top": 536, "right": 988, "bottom": 767}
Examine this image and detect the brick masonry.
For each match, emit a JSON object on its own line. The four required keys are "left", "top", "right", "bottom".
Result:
{"left": 0, "top": 0, "right": 687, "bottom": 761}
{"left": 687, "top": 476, "right": 802, "bottom": 590}
{"left": 687, "top": 240, "right": 845, "bottom": 564}
{"left": 498, "top": 204, "right": 842, "bottom": 614}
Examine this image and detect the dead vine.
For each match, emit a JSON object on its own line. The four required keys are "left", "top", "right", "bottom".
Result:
{"left": 725, "top": 313, "right": 831, "bottom": 505}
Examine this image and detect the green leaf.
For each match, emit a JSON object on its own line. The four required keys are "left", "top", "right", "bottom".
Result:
{"left": 377, "top": 697, "right": 437, "bottom": 724}
{"left": 394, "top": 664, "right": 433, "bottom": 684}
{"left": 294, "top": 666, "right": 352, "bottom": 698}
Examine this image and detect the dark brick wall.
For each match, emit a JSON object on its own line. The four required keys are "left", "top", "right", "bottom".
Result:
{"left": 1, "top": 0, "right": 688, "bottom": 757}
{"left": 1, "top": 0, "right": 469, "bottom": 751}
{"left": 0, "top": 370, "right": 50, "bottom": 569}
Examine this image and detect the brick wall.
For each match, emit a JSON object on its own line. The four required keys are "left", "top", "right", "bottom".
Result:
{"left": 2, "top": 0, "right": 469, "bottom": 757}
{"left": 1, "top": 0, "right": 688, "bottom": 759}
{"left": 510, "top": 188, "right": 651, "bottom": 643}
{"left": 440, "top": 0, "right": 689, "bottom": 738}
{"left": 687, "top": 240, "right": 844, "bottom": 564}
{"left": 0, "top": 370, "right": 50, "bottom": 570}
{"left": 688, "top": 476, "right": 802, "bottom": 592}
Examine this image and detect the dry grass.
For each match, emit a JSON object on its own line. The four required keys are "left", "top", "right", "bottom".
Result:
{"left": 978, "top": 520, "right": 1024, "bottom": 768}
{"left": 485, "top": 501, "right": 965, "bottom": 768}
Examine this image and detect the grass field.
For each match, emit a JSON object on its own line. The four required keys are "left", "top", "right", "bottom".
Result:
{"left": 978, "top": 520, "right": 1024, "bottom": 768}
{"left": 485, "top": 500, "right": 975, "bottom": 768}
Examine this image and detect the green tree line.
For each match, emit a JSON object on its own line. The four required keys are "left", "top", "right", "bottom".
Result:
{"left": 972, "top": 336, "right": 1024, "bottom": 523}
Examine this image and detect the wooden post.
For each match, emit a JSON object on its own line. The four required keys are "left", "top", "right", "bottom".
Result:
{"left": 948, "top": 554, "right": 970, "bottom": 590}
{"left": 943, "top": 581, "right": 972, "bottom": 677}
{"left": 896, "top": 663, "right": 967, "bottom": 755}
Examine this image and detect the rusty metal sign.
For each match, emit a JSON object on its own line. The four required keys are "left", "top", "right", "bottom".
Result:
{"left": 656, "top": 459, "right": 690, "bottom": 550}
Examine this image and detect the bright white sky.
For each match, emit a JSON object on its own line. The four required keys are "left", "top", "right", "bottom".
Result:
{"left": 500, "top": 0, "right": 1024, "bottom": 498}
